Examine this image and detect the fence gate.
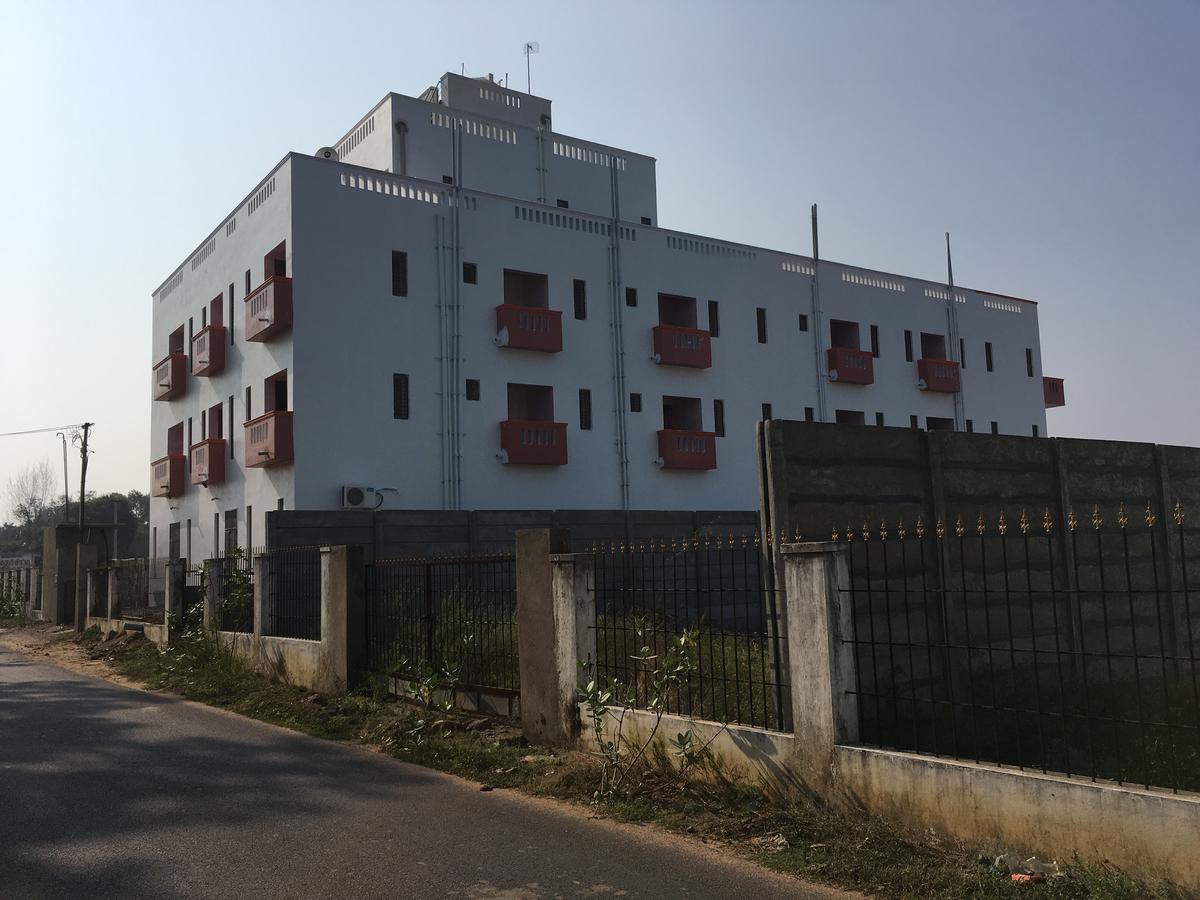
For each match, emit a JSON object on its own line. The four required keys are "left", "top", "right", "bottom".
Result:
{"left": 364, "top": 554, "right": 518, "bottom": 692}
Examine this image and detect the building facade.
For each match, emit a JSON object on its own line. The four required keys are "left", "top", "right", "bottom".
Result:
{"left": 149, "top": 72, "right": 1064, "bottom": 561}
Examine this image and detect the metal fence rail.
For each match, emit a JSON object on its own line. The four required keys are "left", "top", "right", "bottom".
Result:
{"left": 839, "top": 503, "right": 1200, "bottom": 793}
{"left": 589, "top": 536, "right": 791, "bottom": 732}
{"left": 365, "top": 554, "right": 519, "bottom": 691}
{"left": 215, "top": 549, "right": 258, "bottom": 633}
{"left": 110, "top": 560, "right": 148, "bottom": 619}
{"left": 266, "top": 546, "right": 322, "bottom": 640}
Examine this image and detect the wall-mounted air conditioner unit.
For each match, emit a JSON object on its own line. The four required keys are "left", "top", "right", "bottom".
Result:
{"left": 341, "top": 485, "right": 378, "bottom": 509}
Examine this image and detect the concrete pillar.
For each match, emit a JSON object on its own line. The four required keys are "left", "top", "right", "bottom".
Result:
{"left": 106, "top": 564, "right": 116, "bottom": 620}
{"left": 203, "top": 558, "right": 223, "bottom": 632}
{"left": 516, "top": 528, "right": 590, "bottom": 744}
{"left": 85, "top": 568, "right": 98, "bottom": 622}
{"left": 164, "top": 560, "right": 185, "bottom": 641}
{"left": 253, "top": 552, "right": 270, "bottom": 639}
{"left": 75, "top": 543, "right": 99, "bottom": 632}
{"left": 780, "top": 541, "right": 859, "bottom": 795}
{"left": 316, "top": 545, "right": 365, "bottom": 693}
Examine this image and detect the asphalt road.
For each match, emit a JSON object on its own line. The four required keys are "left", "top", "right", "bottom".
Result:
{"left": 0, "top": 644, "right": 838, "bottom": 899}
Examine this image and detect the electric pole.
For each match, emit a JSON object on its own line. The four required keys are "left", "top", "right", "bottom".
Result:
{"left": 76, "top": 423, "right": 93, "bottom": 530}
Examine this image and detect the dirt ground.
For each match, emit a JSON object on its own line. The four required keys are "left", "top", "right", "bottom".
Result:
{"left": 0, "top": 622, "right": 143, "bottom": 687}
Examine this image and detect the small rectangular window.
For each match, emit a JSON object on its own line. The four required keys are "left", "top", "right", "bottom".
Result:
{"left": 1026, "top": 348, "right": 1034, "bottom": 377}
{"left": 798, "top": 313, "right": 809, "bottom": 332}
{"left": 556, "top": 198, "right": 569, "bottom": 208}
{"left": 960, "top": 338, "right": 966, "bottom": 368}
{"left": 1032, "top": 424, "right": 1040, "bottom": 437}
{"left": 761, "top": 403, "right": 772, "bottom": 421}
{"left": 985, "top": 341, "right": 994, "bottom": 372}
{"left": 756, "top": 307, "right": 767, "bottom": 344}
{"left": 625, "top": 287, "right": 638, "bottom": 307}
{"left": 966, "top": 419, "right": 974, "bottom": 433}
{"left": 228, "top": 284, "right": 236, "bottom": 343}
{"left": 991, "top": 421, "right": 1000, "bottom": 435}
{"left": 463, "top": 262, "right": 477, "bottom": 284}
{"left": 870, "top": 325, "right": 880, "bottom": 358}
{"left": 465, "top": 378, "right": 480, "bottom": 401}
{"left": 629, "top": 393, "right": 642, "bottom": 413}
{"left": 640, "top": 216, "right": 652, "bottom": 225}
{"left": 579, "top": 389, "right": 592, "bottom": 430}
{"left": 804, "top": 407, "right": 814, "bottom": 422}
{"left": 708, "top": 300, "right": 720, "bottom": 337}
{"left": 875, "top": 412, "right": 884, "bottom": 427}
{"left": 244, "top": 269, "right": 251, "bottom": 296}
{"left": 910, "top": 415, "right": 920, "bottom": 429}
{"left": 713, "top": 399, "right": 725, "bottom": 437}
{"left": 904, "top": 330, "right": 913, "bottom": 362}
{"left": 573, "top": 279, "right": 587, "bottom": 320}
{"left": 393, "top": 374, "right": 410, "bottom": 419}
{"left": 442, "top": 174, "right": 454, "bottom": 185}
{"left": 228, "top": 397, "right": 234, "bottom": 459}
{"left": 244, "top": 387, "right": 252, "bottom": 422}
{"left": 392, "top": 251, "right": 408, "bottom": 297}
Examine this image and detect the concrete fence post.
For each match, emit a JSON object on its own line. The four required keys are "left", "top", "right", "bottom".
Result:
{"left": 105, "top": 564, "right": 116, "bottom": 621}
{"left": 516, "top": 528, "right": 591, "bottom": 744}
{"left": 75, "top": 543, "right": 99, "bottom": 632}
{"left": 318, "top": 545, "right": 364, "bottom": 693}
{"left": 164, "top": 560, "right": 185, "bottom": 642}
{"left": 203, "top": 558, "right": 223, "bottom": 632}
{"left": 781, "top": 541, "right": 859, "bottom": 795}
{"left": 85, "top": 568, "right": 98, "bottom": 622}
{"left": 253, "top": 553, "right": 271, "bottom": 640}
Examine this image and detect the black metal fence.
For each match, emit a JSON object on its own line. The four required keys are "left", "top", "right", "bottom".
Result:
{"left": 365, "top": 554, "right": 519, "bottom": 691}
{"left": 589, "top": 536, "right": 791, "bottom": 732}
{"left": 839, "top": 503, "right": 1200, "bottom": 793}
{"left": 110, "top": 560, "right": 148, "bottom": 619}
{"left": 214, "top": 549, "right": 258, "bottom": 633}
{"left": 266, "top": 546, "right": 322, "bottom": 640}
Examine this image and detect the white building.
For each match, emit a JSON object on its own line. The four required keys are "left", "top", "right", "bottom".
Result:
{"left": 149, "top": 72, "right": 1064, "bottom": 561}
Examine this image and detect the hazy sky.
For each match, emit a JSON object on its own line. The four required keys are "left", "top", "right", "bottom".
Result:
{"left": 1, "top": 0, "right": 1197, "bottom": 519}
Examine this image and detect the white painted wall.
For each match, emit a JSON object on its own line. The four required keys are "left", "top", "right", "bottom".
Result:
{"left": 149, "top": 76, "right": 1053, "bottom": 559}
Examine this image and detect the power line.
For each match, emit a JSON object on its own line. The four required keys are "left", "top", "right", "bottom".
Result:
{"left": 0, "top": 423, "right": 87, "bottom": 439}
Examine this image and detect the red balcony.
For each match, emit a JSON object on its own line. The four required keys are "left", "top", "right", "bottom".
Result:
{"left": 150, "top": 454, "right": 185, "bottom": 498}
{"left": 244, "top": 411, "right": 294, "bottom": 467}
{"left": 191, "top": 326, "right": 226, "bottom": 376}
{"left": 917, "top": 358, "right": 961, "bottom": 393}
{"left": 245, "top": 276, "right": 293, "bottom": 342}
{"left": 495, "top": 304, "right": 563, "bottom": 353}
{"left": 652, "top": 325, "right": 712, "bottom": 369}
{"left": 499, "top": 420, "right": 568, "bottom": 465}
{"left": 826, "top": 347, "right": 875, "bottom": 385}
{"left": 1043, "top": 376, "right": 1066, "bottom": 408}
{"left": 657, "top": 430, "right": 717, "bottom": 470}
{"left": 152, "top": 353, "right": 187, "bottom": 401}
{"left": 190, "top": 439, "right": 226, "bottom": 486}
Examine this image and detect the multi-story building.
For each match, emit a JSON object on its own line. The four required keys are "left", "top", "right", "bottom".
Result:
{"left": 149, "top": 71, "right": 1064, "bottom": 561}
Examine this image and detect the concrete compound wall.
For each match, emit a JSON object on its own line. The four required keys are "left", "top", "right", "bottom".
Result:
{"left": 267, "top": 508, "right": 758, "bottom": 559}
{"left": 513, "top": 528, "right": 1200, "bottom": 888}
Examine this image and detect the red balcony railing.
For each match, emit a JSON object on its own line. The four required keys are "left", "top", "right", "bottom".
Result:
{"left": 495, "top": 304, "right": 563, "bottom": 353}
{"left": 245, "top": 276, "right": 293, "bottom": 342}
{"left": 657, "top": 430, "right": 717, "bottom": 470}
{"left": 917, "top": 358, "right": 961, "bottom": 393}
{"left": 499, "top": 420, "right": 568, "bottom": 465}
{"left": 244, "top": 411, "right": 294, "bottom": 467}
{"left": 152, "top": 353, "right": 186, "bottom": 401}
{"left": 652, "top": 325, "right": 712, "bottom": 369}
{"left": 190, "top": 439, "right": 226, "bottom": 486}
{"left": 826, "top": 347, "right": 875, "bottom": 385}
{"left": 191, "top": 325, "right": 226, "bottom": 376}
{"left": 150, "top": 454, "right": 185, "bottom": 498}
{"left": 1043, "top": 376, "right": 1066, "bottom": 409}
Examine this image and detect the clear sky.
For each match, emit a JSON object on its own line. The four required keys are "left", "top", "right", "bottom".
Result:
{"left": 2, "top": 0, "right": 1197, "bottom": 518}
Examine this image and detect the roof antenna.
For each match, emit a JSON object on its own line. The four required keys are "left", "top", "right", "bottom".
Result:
{"left": 524, "top": 41, "right": 539, "bottom": 94}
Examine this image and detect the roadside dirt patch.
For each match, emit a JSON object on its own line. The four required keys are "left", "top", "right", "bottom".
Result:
{"left": 0, "top": 623, "right": 143, "bottom": 688}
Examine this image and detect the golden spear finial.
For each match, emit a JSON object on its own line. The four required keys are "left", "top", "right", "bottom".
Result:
{"left": 1068, "top": 509, "right": 1079, "bottom": 531}
{"left": 1145, "top": 501, "right": 1157, "bottom": 529}
{"left": 1117, "top": 502, "right": 1129, "bottom": 529}
{"left": 955, "top": 516, "right": 965, "bottom": 538}
{"left": 997, "top": 510, "right": 1008, "bottom": 536}
{"left": 1174, "top": 499, "right": 1185, "bottom": 526}
{"left": 879, "top": 519, "right": 889, "bottom": 541}
{"left": 1092, "top": 504, "right": 1103, "bottom": 530}
{"left": 916, "top": 517, "right": 926, "bottom": 539}
{"left": 1019, "top": 509, "right": 1031, "bottom": 535}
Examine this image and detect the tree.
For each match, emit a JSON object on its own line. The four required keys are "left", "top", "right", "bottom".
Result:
{"left": 5, "top": 461, "right": 56, "bottom": 529}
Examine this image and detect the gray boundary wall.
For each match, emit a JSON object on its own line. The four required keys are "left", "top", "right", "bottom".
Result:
{"left": 513, "top": 530, "right": 1200, "bottom": 887}
{"left": 267, "top": 508, "right": 758, "bottom": 559}
{"left": 758, "top": 420, "right": 1200, "bottom": 546}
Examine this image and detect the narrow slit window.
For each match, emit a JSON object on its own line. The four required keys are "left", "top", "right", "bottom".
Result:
{"left": 463, "top": 262, "right": 477, "bottom": 284}
{"left": 392, "top": 251, "right": 408, "bottom": 297}
{"left": 904, "top": 330, "right": 913, "bottom": 362}
{"left": 985, "top": 341, "right": 994, "bottom": 372}
{"left": 870, "top": 325, "right": 880, "bottom": 358}
{"left": 573, "top": 279, "right": 587, "bottom": 320}
{"left": 465, "top": 378, "right": 480, "bottom": 401}
{"left": 625, "top": 287, "right": 638, "bottom": 307}
{"left": 578, "top": 389, "right": 592, "bottom": 430}
{"left": 804, "top": 407, "right": 814, "bottom": 422}
{"left": 960, "top": 338, "right": 966, "bottom": 368}
{"left": 629, "top": 393, "right": 642, "bottom": 413}
{"left": 798, "top": 313, "right": 809, "bottom": 332}
{"left": 708, "top": 300, "right": 720, "bottom": 337}
{"left": 713, "top": 399, "right": 725, "bottom": 437}
{"left": 393, "top": 374, "right": 410, "bottom": 419}
{"left": 1026, "top": 348, "right": 1034, "bottom": 377}
{"left": 756, "top": 307, "right": 767, "bottom": 344}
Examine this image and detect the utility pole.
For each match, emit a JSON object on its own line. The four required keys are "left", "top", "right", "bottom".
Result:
{"left": 524, "top": 41, "right": 539, "bottom": 94}
{"left": 76, "top": 423, "right": 93, "bottom": 530}
{"left": 56, "top": 431, "right": 69, "bottom": 522}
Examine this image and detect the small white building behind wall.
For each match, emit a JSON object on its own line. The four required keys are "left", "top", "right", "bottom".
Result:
{"left": 149, "top": 71, "right": 1066, "bottom": 561}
